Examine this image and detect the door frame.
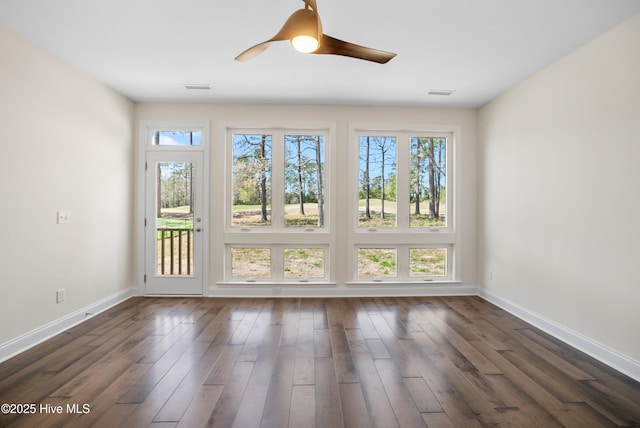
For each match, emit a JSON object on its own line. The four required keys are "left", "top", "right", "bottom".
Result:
{"left": 137, "top": 121, "right": 210, "bottom": 296}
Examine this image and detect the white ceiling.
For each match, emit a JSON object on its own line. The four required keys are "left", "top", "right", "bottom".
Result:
{"left": 1, "top": 0, "right": 639, "bottom": 107}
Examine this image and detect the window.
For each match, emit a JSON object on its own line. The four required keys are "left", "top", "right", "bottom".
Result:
{"left": 225, "top": 127, "right": 331, "bottom": 283}
{"left": 409, "top": 247, "right": 447, "bottom": 278}
{"left": 221, "top": 123, "right": 457, "bottom": 286}
{"left": 230, "top": 132, "right": 326, "bottom": 230}
{"left": 351, "top": 128, "right": 455, "bottom": 282}
{"left": 357, "top": 248, "right": 397, "bottom": 278}
{"left": 358, "top": 136, "right": 397, "bottom": 228}
{"left": 152, "top": 130, "right": 202, "bottom": 146}
{"left": 284, "top": 248, "right": 325, "bottom": 278}
{"left": 410, "top": 137, "right": 446, "bottom": 227}
{"left": 228, "top": 246, "right": 328, "bottom": 281}
{"left": 231, "top": 134, "right": 272, "bottom": 227}
{"left": 231, "top": 248, "right": 271, "bottom": 278}
{"left": 284, "top": 135, "right": 325, "bottom": 228}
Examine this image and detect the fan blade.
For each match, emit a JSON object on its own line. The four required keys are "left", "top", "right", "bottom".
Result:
{"left": 235, "top": 40, "right": 277, "bottom": 62}
{"left": 313, "top": 34, "right": 396, "bottom": 64}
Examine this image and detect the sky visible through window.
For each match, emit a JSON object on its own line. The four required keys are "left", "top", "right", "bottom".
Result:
{"left": 154, "top": 130, "right": 202, "bottom": 146}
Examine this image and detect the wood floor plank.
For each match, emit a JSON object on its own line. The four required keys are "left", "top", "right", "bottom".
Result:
{"left": 399, "top": 335, "right": 483, "bottom": 428}
{"left": 403, "top": 376, "right": 443, "bottom": 413}
{"left": 293, "top": 317, "right": 315, "bottom": 386}
{"left": 1, "top": 296, "right": 639, "bottom": 428}
{"left": 206, "top": 361, "right": 254, "bottom": 427}
{"left": 175, "top": 384, "right": 224, "bottom": 428}
{"left": 339, "top": 382, "right": 371, "bottom": 428}
{"left": 290, "top": 385, "right": 316, "bottom": 428}
{"left": 472, "top": 340, "right": 588, "bottom": 427}
{"left": 314, "top": 357, "right": 344, "bottom": 428}
{"left": 345, "top": 328, "right": 399, "bottom": 428}
{"left": 326, "top": 301, "right": 359, "bottom": 383}
{"left": 231, "top": 325, "right": 283, "bottom": 428}
{"left": 119, "top": 340, "right": 211, "bottom": 427}
{"left": 260, "top": 346, "right": 296, "bottom": 428}
{"left": 368, "top": 313, "right": 421, "bottom": 378}
{"left": 65, "top": 362, "right": 153, "bottom": 427}
{"left": 421, "top": 308, "right": 503, "bottom": 375}
{"left": 203, "top": 344, "right": 243, "bottom": 385}
{"left": 374, "top": 358, "right": 426, "bottom": 427}
{"left": 421, "top": 412, "right": 456, "bottom": 428}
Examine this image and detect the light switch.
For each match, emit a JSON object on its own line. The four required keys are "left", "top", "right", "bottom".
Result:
{"left": 57, "top": 211, "right": 71, "bottom": 224}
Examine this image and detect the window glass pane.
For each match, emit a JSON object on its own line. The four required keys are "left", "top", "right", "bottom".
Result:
{"left": 152, "top": 130, "right": 202, "bottom": 146}
{"left": 284, "top": 248, "right": 324, "bottom": 278}
{"left": 410, "top": 137, "right": 446, "bottom": 227}
{"left": 156, "top": 162, "right": 194, "bottom": 276}
{"left": 284, "top": 135, "right": 325, "bottom": 227}
{"left": 357, "top": 248, "right": 397, "bottom": 278}
{"left": 358, "top": 136, "right": 397, "bottom": 228}
{"left": 409, "top": 248, "right": 447, "bottom": 277}
{"left": 232, "top": 134, "right": 272, "bottom": 226}
{"left": 231, "top": 248, "right": 271, "bottom": 277}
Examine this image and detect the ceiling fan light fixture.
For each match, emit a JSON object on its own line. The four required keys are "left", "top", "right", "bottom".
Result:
{"left": 235, "top": 0, "right": 396, "bottom": 64}
{"left": 287, "top": 7, "right": 322, "bottom": 53}
{"left": 291, "top": 35, "right": 319, "bottom": 53}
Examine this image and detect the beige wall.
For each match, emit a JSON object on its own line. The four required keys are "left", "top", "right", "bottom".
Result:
{"left": 135, "top": 103, "right": 479, "bottom": 290}
{"left": 0, "top": 25, "right": 135, "bottom": 346}
{"left": 478, "top": 15, "right": 640, "bottom": 362}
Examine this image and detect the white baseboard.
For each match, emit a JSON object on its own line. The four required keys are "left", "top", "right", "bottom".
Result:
{"left": 0, "top": 287, "right": 137, "bottom": 364}
{"left": 209, "top": 283, "right": 478, "bottom": 298}
{"left": 478, "top": 288, "right": 640, "bottom": 383}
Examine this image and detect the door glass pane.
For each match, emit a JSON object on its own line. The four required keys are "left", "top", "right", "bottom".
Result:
{"left": 410, "top": 137, "right": 446, "bottom": 227}
{"left": 152, "top": 130, "right": 202, "bottom": 146}
{"left": 358, "top": 136, "right": 397, "bottom": 228}
{"left": 156, "top": 162, "right": 194, "bottom": 276}
{"left": 284, "top": 135, "right": 325, "bottom": 227}
{"left": 231, "top": 248, "right": 271, "bottom": 278}
{"left": 357, "top": 248, "right": 397, "bottom": 278}
{"left": 409, "top": 248, "right": 447, "bottom": 277}
{"left": 232, "top": 134, "right": 272, "bottom": 227}
{"left": 284, "top": 248, "right": 325, "bottom": 278}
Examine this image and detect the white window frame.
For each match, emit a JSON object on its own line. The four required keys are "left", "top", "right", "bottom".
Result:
{"left": 348, "top": 123, "right": 460, "bottom": 284}
{"left": 226, "top": 244, "right": 330, "bottom": 283}
{"left": 222, "top": 123, "right": 335, "bottom": 285}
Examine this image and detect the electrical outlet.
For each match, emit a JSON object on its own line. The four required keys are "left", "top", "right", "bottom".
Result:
{"left": 57, "top": 211, "right": 71, "bottom": 224}
{"left": 56, "top": 288, "right": 65, "bottom": 303}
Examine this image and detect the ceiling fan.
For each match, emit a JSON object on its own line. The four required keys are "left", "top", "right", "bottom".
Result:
{"left": 235, "top": 0, "right": 397, "bottom": 64}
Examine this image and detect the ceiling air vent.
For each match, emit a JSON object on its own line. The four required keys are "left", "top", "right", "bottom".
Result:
{"left": 184, "top": 84, "right": 211, "bottom": 90}
{"left": 427, "top": 90, "right": 455, "bottom": 96}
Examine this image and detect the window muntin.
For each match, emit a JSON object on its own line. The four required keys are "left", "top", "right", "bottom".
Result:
{"left": 358, "top": 136, "right": 397, "bottom": 228}
{"left": 284, "top": 135, "right": 325, "bottom": 228}
{"left": 410, "top": 137, "right": 446, "bottom": 227}
{"left": 152, "top": 130, "right": 202, "bottom": 146}
{"left": 231, "top": 134, "right": 272, "bottom": 227}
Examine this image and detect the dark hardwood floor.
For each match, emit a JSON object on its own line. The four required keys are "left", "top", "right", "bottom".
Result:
{"left": 0, "top": 296, "right": 638, "bottom": 427}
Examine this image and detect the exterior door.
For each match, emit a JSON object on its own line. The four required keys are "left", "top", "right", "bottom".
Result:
{"left": 145, "top": 151, "right": 204, "bottom": 294}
